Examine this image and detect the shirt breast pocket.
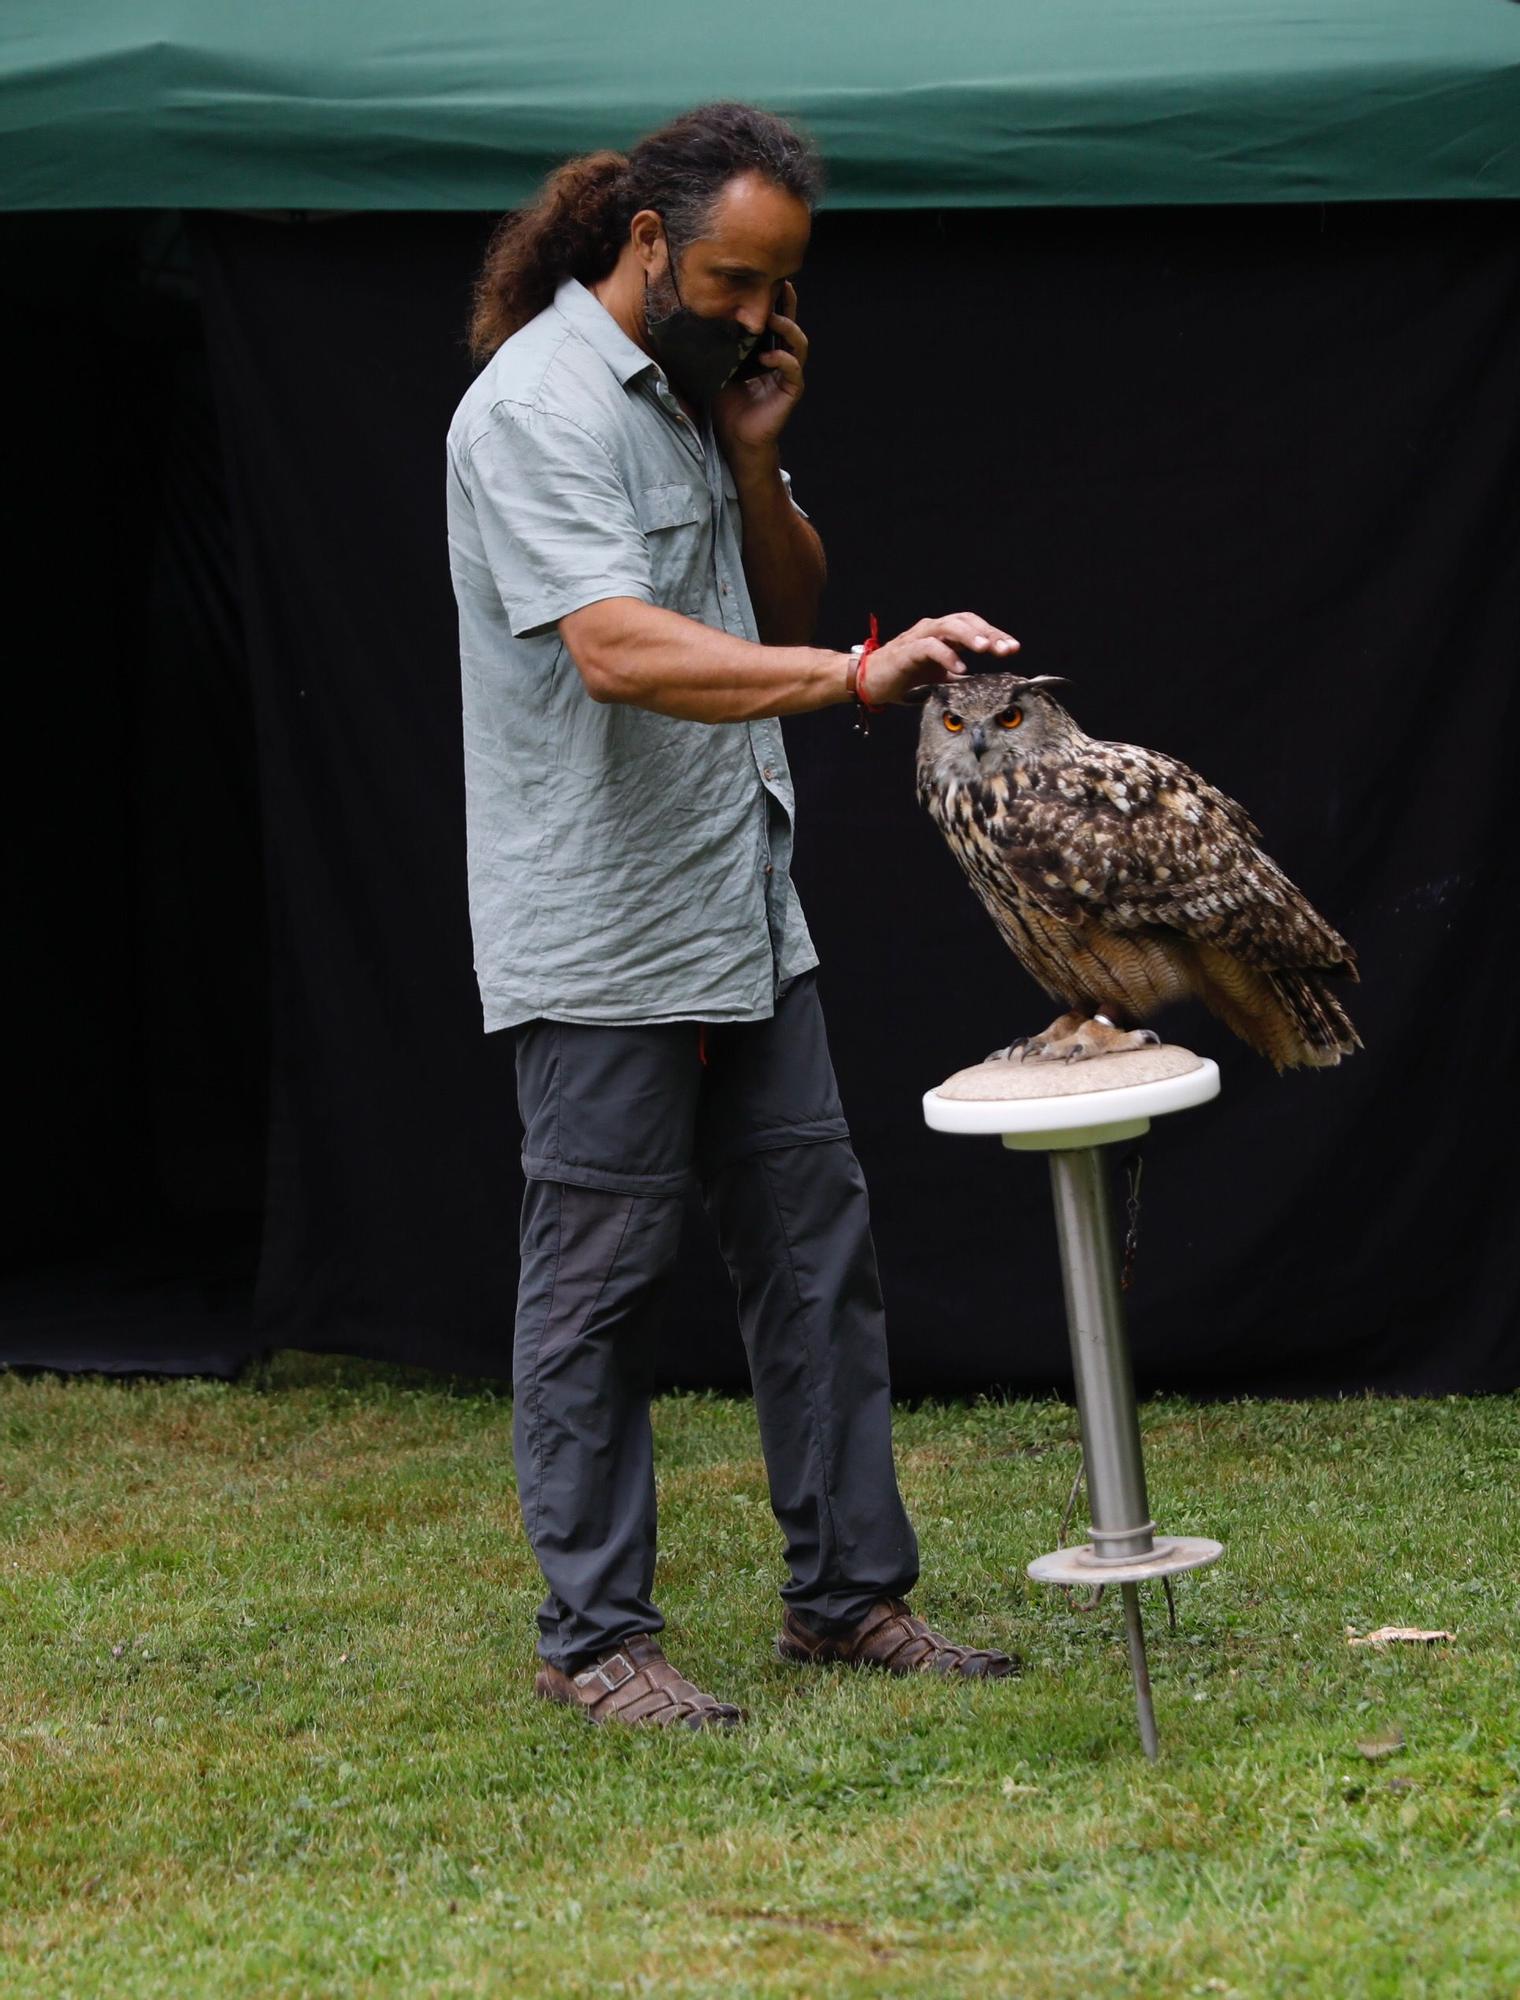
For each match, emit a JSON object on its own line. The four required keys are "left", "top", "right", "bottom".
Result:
{"left": 635, "top": 482, "right": 711, "bottom": 614}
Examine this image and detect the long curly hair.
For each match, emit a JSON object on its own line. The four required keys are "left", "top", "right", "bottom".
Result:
{"left": 468, "top": 102, "right": 824, "bottom": 363}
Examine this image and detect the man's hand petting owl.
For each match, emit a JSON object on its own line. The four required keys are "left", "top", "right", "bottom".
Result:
{"left": 863, "top": 615, "right": 1021, "bottom": 706}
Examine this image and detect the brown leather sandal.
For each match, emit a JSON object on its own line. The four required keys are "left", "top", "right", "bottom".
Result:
{"left": 534, "top": 1633, "right": 745, "bottom": 1729}
{"left": 777, "top": 1598, "right": 1020, "bottom": 1679}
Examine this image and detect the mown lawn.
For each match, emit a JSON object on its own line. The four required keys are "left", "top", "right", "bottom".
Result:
{"left": 1, "top": 1356, "right": 1516, "bottom": 1998}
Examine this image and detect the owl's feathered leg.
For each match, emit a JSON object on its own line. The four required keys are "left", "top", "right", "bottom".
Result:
{"left": 987, "top": 1012, "right": 1161, "bottom": 1064}
{"left": 987, "top": 1011, "right": 1086, "bottom": 1062}
{"left": 1025, "top": 1016, "right": 1162, "bottom": 1063}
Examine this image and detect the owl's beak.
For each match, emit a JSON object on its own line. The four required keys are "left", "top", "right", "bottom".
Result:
{"left": 970, "top": 724, "right": 989, "bottom": 758}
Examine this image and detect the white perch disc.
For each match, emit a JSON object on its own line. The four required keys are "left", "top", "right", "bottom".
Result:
{"left": 924, "top": 1045, "right": 1219, "bottom": 1144}
{"left": 1028, "top": 1535, "right": 1224, "bottom": 1586}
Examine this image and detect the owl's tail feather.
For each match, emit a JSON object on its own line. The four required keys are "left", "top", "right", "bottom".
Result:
{"left": 1192, "top": 947, "right": 1361, "bottom": 1070}
{"left": 1264, "top": 968, "right": 1362, "bottom": 1070}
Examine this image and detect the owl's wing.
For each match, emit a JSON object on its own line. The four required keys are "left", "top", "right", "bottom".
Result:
{"left": 986, "top": 743, "right": 1355, "bottom": 974}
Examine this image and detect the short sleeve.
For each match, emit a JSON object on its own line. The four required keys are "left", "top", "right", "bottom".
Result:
{"left": 464, "top": 403, "right": 654, "bottom": 638}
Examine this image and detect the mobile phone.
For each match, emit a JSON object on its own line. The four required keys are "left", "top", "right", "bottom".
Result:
{"left": 733, "top": 325, "right": 780, "bottom": 383}
{"left": 734, "top": 284, "right": 786, "bottom": 381}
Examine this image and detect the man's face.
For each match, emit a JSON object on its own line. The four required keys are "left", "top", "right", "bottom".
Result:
{"left": 643, "top": 171, "right": 811, "bottom": 333}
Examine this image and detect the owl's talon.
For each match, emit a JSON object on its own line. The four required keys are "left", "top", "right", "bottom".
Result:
{"left": 995, "top": 1011, "right": 1088, "bottom": 1065}
{"left": 1004, "top": 1014, "right": 1163, "bottom": 1064}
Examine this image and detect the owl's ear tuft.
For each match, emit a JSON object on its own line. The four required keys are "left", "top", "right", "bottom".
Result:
{"left": 1013, "top": 675, "right": 1071, "bottom": 693}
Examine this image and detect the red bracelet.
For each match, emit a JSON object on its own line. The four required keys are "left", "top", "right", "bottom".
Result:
{"left": 854, "top": 614, "right": 885, "bottom": 716}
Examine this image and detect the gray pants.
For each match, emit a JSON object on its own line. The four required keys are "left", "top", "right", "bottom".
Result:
{"left": 512, "top": 973, "right": 920, "bottom": 1671}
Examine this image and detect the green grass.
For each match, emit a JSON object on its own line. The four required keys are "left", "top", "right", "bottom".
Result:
{"left": 1, "top": 1358, "right": 1516, "bottom": 1998}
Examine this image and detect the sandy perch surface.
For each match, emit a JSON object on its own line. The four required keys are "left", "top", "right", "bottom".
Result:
{"left": 934, "top": 1043, "right": 1204, "bottom": 1101}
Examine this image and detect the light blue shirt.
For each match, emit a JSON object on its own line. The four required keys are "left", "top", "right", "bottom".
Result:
{"left": 446, "top": 277, "right": 819, "bottom": 1031}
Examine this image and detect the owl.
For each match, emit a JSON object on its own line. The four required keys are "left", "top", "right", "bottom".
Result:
{"left": 916, "top": 675, "right": 1359, "bottom": 1068}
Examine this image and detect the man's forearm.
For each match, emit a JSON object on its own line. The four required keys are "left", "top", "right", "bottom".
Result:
{"left": 560, "top": 597, "right": 851, "bottom": 722}
{"left": 728, "top": 447, "right": 826, "bottom": 645}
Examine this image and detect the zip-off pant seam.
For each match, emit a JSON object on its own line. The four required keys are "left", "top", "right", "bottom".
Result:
{"left": 754, "top": 1146, "right": 844, "bottom": 1592}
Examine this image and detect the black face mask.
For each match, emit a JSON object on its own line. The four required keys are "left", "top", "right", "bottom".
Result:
{"left": 643, "top": 234, "right": 759, "bottom": 404}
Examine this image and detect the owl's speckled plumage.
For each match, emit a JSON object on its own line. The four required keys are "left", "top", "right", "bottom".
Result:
{"left": 916, "top": 675, "right": 1359, "bottom": 1069}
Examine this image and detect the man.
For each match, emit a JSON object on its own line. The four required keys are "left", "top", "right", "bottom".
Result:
{"left": 447, "top": 102, "right": 1021, "bottom": 1728}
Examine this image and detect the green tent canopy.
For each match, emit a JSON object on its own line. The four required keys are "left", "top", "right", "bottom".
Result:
{"left": 4, "top": 0, "right": 1518, "bottom": 211}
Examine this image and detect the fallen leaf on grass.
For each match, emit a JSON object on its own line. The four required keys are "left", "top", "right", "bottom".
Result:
{"left": 1345, "top": 1627, "right": 1454, "bottom": 1647}
{"left": 1356, "top": 1728, "right": 1405, "bottom": 1760}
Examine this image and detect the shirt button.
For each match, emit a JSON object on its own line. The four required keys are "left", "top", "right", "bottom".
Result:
{"left": 764, "top": 863, "right": 774, "bottom": 876}
{"left": 762, "top": 765, "right": 775, "bottom": 781}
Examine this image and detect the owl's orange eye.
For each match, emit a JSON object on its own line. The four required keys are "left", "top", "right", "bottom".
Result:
{"left": 998, "top": 707, "right": 1024, "bottom": 730}
{"left": 943, "top": 713, "right": 964, "bottom": 733}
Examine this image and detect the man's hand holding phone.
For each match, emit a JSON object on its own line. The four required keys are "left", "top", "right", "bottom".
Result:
{"left": 715, "top": 281, "right": 807, "bottom": 456}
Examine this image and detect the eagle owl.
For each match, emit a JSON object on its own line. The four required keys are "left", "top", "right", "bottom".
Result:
{"left": 916, "top": 675, "right": 1359, "bottom": 1069}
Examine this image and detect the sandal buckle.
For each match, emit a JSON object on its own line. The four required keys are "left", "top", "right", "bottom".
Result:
{"left": 575, "top": 1651, "right": 637, "bottom": 1694}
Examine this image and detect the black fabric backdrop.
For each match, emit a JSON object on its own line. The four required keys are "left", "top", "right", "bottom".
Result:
{"left": 5, "top": 204, "right": 1518, "bottom": 1393}
{"left": 3, "top": 214, "right": 266, "bottom": 1374}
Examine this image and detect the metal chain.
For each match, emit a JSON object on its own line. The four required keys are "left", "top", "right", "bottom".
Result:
{"left": 1120, "top": 1148, "right": 1144, "bottom": 1292}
